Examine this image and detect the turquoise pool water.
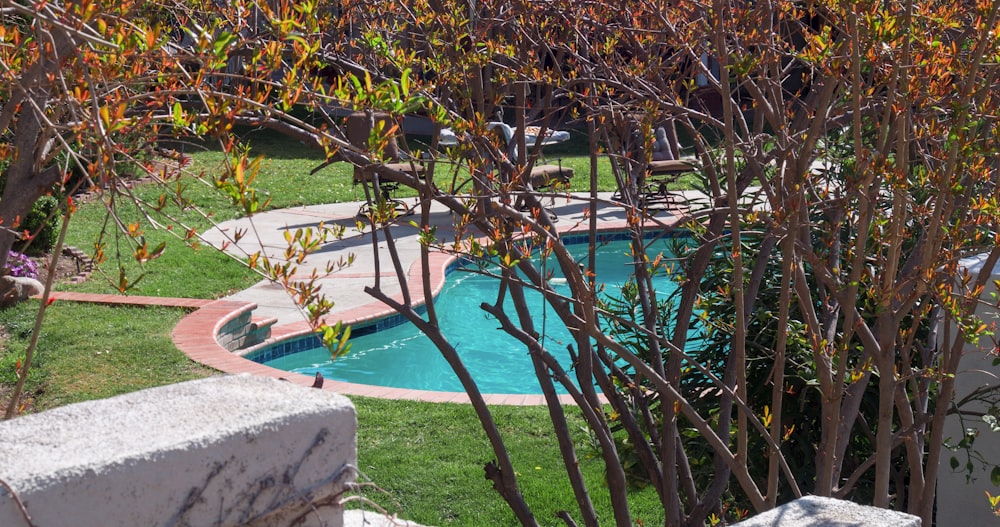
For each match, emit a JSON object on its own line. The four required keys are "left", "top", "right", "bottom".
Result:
{"left": 261, "top": 235, "right": 684, "bottom": 394}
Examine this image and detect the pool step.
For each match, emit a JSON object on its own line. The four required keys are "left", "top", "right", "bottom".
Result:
{"left": 215, "top": 303, "right": 279, "bottom": 352}
{"left": 246, "top": 315, "right": 279, "bottom": 347}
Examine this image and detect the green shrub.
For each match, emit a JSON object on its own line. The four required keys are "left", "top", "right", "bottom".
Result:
{"left": 15, "top": 195, "right": 60, "bottom": 256}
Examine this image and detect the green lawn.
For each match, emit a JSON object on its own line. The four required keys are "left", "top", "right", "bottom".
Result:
{"left": 355, "top": 399, "right": 666, "bottom": 526}
{"left": 1, "top": 128, "right": 670, "bottom": 526}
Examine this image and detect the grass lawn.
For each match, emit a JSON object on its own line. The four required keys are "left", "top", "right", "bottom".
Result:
{"left": 356, "top": 399, "right": 666, "bottom": 526}
{"left": 0, "top": 127, "right": 673, "bottom": 526}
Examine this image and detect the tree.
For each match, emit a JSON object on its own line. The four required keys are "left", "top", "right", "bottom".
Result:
{"left": 327, "top": 0, "right": 1000, "bottom": 525}
{"left": 0, "top": 0, "right": 364, "bottom": 416}
{"left": 4, "top": 0, "right": 1000, "bottom": 525}
{"left": 0, "top": 0, "right": 359, "bottom": 275}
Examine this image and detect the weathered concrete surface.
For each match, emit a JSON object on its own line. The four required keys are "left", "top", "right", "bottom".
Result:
{"left": 0, "top": 375, "right": 356, "bottom": 527}
{"left": 731, "top": 496, "right": 920, "bottom": 526}
{"left": 343, "top": 509, "right": 430, "bottom": 526}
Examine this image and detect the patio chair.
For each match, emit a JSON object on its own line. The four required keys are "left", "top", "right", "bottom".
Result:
{"left": 487, "top": 122, "right": 574, "bottom": 190}
{"left": 345, "top": 112, "right": 425, "bottom": 217}
{"left": 611, "top": 158, "right": 696, "bottom": 211}
{"left": 611, "top": 125, "right": 696, "bottom": 211}
{"left": 482, "top": 122, "right": 574, "bottom": 220}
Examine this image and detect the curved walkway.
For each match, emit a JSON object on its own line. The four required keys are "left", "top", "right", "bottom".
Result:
{"left": 51, "top": 193, "right": 690, "bottom": 405}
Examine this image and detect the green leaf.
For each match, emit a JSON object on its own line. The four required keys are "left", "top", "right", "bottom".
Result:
{"left": 213, "top": 31, "right": 237, "bottom": 58}
{"left": 150, "top": 241, "right": 167, "bottom": 260}
{"left": 951, "top": 456, "right": 960, "bottom": 470}
{"left": 400, "top": 68, "right": 411, "bottom": 97}
{"left": 172, "top": 102, "right": 184, "bottom": 126}
{"left": 991, "top": 466, "right": 1000, "bottom": 487}
{"left": 348, "top": 74, "right": 362, "bottom": 94}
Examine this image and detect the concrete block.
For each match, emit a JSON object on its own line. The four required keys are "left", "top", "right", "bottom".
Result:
{"left": 343, "top": 510, "right": 430, "bottom": 527}
{"left": 731, "top": 496, "right": 920, "bottom": 527}
{"left": 0, "top": 375, "right": 357, "bottom": 527}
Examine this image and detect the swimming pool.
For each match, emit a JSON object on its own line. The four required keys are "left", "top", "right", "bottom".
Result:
{"left": 258, "top": 233, "right": 686, "bottom": 394}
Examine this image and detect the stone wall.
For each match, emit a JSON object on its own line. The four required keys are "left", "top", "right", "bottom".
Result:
{"left": 732, "top": 496, "right": 920, "bottom": 526}
{"left": 0, "top": 375, "right": 356, "bottom": 527}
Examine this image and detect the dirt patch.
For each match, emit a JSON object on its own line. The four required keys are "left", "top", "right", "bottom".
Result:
{"left": 30, "top": 246, "right": 94, "bottom": 286}
{"left": 0, "top": 381, "right": 38, "bottom": 417}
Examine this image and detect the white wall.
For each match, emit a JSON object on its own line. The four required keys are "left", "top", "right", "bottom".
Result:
{"left": 937, "top": 254, "right": 1000, "bottom": 526}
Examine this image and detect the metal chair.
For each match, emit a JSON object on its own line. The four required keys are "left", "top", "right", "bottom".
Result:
{"left": 345, "top": 112, "right": 424, "bottom": 218}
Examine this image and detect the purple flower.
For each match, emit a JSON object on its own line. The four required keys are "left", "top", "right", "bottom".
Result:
{"left": 4, "top": 252, "right": 40, "bottom": 280}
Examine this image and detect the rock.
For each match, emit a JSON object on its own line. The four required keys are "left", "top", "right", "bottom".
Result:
{"left": 730, "top": 496, "right": 920, "bottom": 527}
{"left": 0, "top": 276, "right": 44, "bottom": 307}
{"left": 652, "top": 126, "right": 674, "bottom": 161}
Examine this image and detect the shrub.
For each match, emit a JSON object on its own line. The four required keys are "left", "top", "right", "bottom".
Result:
{"left": 14, "top": 195, "right": 60, "bottom": 256}
{"left": 3, "top": 252, "right": 40, "bottom": 280}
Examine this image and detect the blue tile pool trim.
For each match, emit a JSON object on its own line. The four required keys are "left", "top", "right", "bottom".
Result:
{"left": 246, "top": 333, "right": 324, "bottom": 363}
{"left": 246, "top": 229, "right": 686, "bottom": 365}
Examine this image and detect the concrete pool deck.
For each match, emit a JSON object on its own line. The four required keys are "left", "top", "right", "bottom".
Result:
{"left": 51, "top": 191, "right": 696, "bottom": 404}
